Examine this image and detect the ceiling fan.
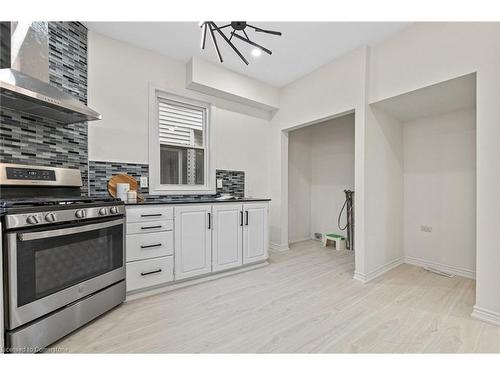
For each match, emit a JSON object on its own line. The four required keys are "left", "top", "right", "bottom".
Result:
{"left": 199, "top": 21, "right": 282, "bottom": 65}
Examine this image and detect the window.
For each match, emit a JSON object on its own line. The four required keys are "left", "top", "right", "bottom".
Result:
{"left": 149, "top": 88, "right": 215, "bottom": 195}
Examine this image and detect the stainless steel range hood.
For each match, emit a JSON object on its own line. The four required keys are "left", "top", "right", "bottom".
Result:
{"left": 0, "top": 22, "right": 101, "bottom": 124}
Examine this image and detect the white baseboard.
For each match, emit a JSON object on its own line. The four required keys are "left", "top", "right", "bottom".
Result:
{"left": 404, "top": 255, "right": 475, "bottom": 279}
{"left": 353, "top": 271, "right": 368, "bottom": 283}
{"left": 288, "top": 236, "right": 313, "bottom": 244}
{"left": 353, "top": 257, "right": 404, "bottom": 283}
{"left": 472, "top": 305, "right": 500, "bottom": 326}
{"left": 269, "top": 242, "right": 290, "bottom": 252}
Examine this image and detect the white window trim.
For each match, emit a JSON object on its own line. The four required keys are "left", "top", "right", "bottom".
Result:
{"left": 149, "top": 85, "right": 216, "bottom": 195}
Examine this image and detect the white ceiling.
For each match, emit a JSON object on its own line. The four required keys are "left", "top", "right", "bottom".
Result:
{"left": 85, "top": 22, "right": 410, "bottom": 87}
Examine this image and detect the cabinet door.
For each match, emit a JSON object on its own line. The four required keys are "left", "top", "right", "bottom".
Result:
{"left": 174, "top": 205, "right": 212, "bottom": 280}
{"left": 242, "top": 203, "right": 269, "bottom": 264}
{"left": 212, "top": 204, "right": 243, "bottom": 272}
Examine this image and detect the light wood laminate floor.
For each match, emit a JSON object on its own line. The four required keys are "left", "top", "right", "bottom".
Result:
{"left": 55, "top": 240, "right": 500, "bottom": 353}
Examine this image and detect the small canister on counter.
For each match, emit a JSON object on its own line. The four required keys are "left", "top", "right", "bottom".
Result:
{"left": 127, "top": 190, "right": 137, "bottom": 203}
{"left": 116, "top": 183, "right": 129, "bottom": 202}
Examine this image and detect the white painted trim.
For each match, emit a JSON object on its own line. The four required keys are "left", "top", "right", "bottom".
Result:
{"left": 269, "top": 242, "right": 290, "bottom": 252}
{"left": 288, "top": 236, "right": 313, "bottom": 244}
{"left": 352, "top": 255, "right": 476, "bottom": 284}
{"left": 472, "top": 305, "right": 500, "bottom": 327}
{"left": 148, "top": 84, "right": 216, "bottom": 195}
{"left": 353, "top": 257, "right": 404, "bottom": 283}
{"left": 404, "top": 255, "right": 475, "bottom": 280}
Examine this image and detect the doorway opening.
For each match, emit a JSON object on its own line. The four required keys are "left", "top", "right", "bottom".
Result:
{"left": 287, "top": 112, "right": 355, "bottom": 251}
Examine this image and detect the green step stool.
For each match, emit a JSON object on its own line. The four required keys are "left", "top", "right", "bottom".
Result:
{"left": 322, "top": 233, "right": 346, "bottom": 251}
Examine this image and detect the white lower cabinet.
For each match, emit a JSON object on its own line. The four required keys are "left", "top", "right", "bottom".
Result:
{"left": 242, "top": 203, "right": 269, "bottom": 264}
{"left": 125, "top": 201, "right": 269, "bottom": 293}
{"left": 125, "top": 206, "right": 175, "bottom": 292}
{"left": 174, "top": 205, "right": 212, "bottom": 280}
{"left": 212, "top": 203, "right": 243, "bottom": 272}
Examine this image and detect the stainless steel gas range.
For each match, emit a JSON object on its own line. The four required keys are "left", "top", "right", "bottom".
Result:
{"left": 0, "top": 163, "right": 126, "bottom": 353}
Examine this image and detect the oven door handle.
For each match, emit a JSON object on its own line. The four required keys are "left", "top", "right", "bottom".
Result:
{"left": 17, "top": 218, "right": 124, "bottom": 241}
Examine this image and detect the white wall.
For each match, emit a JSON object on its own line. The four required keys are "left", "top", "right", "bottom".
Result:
{"left": 288, "top": 126, "right": 312, "bottom": 243}
{"left": 214, "top": 109, "right": 270, "bottom": 198}
{"left": 310, "top": 115, "right": 355, "bottom": 238}
{"left": 87, "top": 31, "right": 271, "bottom": 198}
{"left": 403, "top": 108, "right": 476, "bottom": 276}
{"left": 362, "top": 106, "right": 404, "bottom": 279}
{"left": 288, "top": 114, "right": 355, "bottom": 243}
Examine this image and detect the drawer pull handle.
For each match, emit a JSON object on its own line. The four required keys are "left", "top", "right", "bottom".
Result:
{"left": 141, "top": 225, "right": 162, "bottom": 230}
{"left": 141, "top": 213, "right": 162, "bottom": 217}
{"left": 140, "top": 269, "right": 162, "bottom": 276}
{"left": 140, "top": 243, "right": 162, "bottom": 249}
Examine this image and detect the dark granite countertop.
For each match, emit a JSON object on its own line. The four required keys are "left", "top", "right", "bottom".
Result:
{"left": 125, "top": 197, "right": 271, "bottom": 206}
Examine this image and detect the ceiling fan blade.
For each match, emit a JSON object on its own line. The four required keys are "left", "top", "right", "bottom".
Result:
{"left": 208, "top": 22, "right": 223, "bottom": 63}
{"left": 247, "top": 24, "right": 282, "bottom": 36}
{"left": 213, "top": 23, "right": 249, "bottom": 65}
{"left": 231, "top": 32, "right": 272, "bottom": 55}
{"left": 200, "top": 23, "right": 208, "bottom": 49}
{"left": 213, "top": 23, "right": 231, "bottom": 31}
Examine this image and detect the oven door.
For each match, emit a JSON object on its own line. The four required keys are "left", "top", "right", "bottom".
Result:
{"left": 6, "top": 217, "right": 125, "bottom": 330}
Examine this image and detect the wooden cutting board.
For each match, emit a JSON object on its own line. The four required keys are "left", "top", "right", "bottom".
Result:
{"left": 108, "top": 174, "right": 144, "bottom": 202}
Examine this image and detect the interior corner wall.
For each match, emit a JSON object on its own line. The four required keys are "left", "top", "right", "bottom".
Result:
{"left": 363, "top": 106, "right": 404, "bottom": 276}
{"left": 288, "top": 126, "right": 312, "bottom": 243}
{"left": 310, "top": 115, "right": 355, "bottom": 238}
{"left": 403, "top": 108, "right": 476, "bottom": 276}
{"left": 288, "top": 114, "right": 356, "bottom": 244}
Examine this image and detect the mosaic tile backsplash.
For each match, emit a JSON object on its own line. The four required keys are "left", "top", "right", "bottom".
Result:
{"left": 88, "top": 160, "right": 245, "bottom": 200}
{"left": 0, "top": 22, "right": 90, "bottom": 194}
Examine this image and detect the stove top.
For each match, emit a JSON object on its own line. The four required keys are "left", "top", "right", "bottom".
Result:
{"left": 0, "top": 163, "right": 126, "bottom": 229}
{"left": 0, "top": 196, "right": 120, "bottom": 209}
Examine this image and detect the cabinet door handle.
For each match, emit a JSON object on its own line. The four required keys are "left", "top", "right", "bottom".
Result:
{"left": 140, "top": 243, "right": 162, "bottom": 249}
{"left": 140, "top": 269, "right": 162, "bottom": 276}
{"left": 245, "top": 211, "right": 249, "bottom": 226}
{"left": 141, "top": 213, "right": 162, "bottom": 217}
{"left": 240, "top": 211, "right": 244, "bottom": 226}
{"left": 141, "top": 225, "right": 162, "bottom": 230}
{"left": 208, "top": 212, "right": 212, "bottom": 229}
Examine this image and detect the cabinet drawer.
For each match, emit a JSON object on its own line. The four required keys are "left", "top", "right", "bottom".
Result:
{"left": 126, "top": 256, "right": 173, "bottom": 292}
{"left": 126, "top": 206, "right": 173, "bottom": 223}
{"left": 126, "top": 231, "right": 173, "bottom": 262}
{"left": 126, "top": 220, "right": 173, "bottom": 235}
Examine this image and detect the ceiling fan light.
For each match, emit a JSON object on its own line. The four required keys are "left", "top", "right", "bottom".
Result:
{"left": 251, "top": 48, "right": 262, "bottom": 57}
{"left": 200, "top": 21, "right": 281, "bottom": 65}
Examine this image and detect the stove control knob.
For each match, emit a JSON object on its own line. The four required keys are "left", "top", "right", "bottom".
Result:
{"left": 75, "top": 209, "right": 86, "bottom": 219}
{"left": 45, "top": 213, "right": 57, "bottom": 222}
{"left": 99, "top": 207, "right": 108, "bottom": 216}
{"left": 26, "top": 215, "right": 39, "bottom": 225}
{"left": 110, "top": 206, "right": 118, "bottom": 215}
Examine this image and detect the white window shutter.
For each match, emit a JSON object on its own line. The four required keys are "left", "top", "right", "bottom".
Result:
{"left": 158, "top": 99, "right": 204, "bottom": 147}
